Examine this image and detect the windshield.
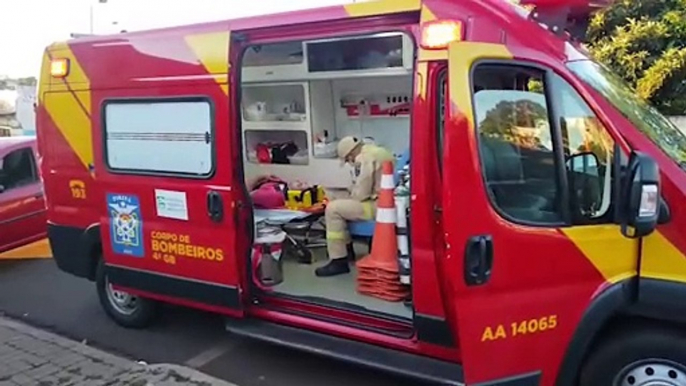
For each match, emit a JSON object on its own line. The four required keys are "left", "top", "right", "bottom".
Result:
{"left": 567, "top": 59, "right": 686, "bottom": 167}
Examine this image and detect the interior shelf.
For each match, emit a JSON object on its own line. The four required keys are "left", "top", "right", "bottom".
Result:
{"left": 242, "top": 82, "right": 309, "bottom": 125}
{"left": 242, "top": 122, "right": 310, "bottom": 131}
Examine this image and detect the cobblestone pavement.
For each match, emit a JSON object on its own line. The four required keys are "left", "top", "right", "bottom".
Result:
{"left": 0, "top": 317, "right": 237, "bottom": 386}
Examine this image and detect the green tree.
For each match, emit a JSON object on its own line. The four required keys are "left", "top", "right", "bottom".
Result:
{"left": 585, "top": 0, "right": 686, "bottom": 115}
{"left": 479, "top": 99, "right": 548, "bottom": 145}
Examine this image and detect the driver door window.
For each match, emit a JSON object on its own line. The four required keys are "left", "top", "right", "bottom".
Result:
{"left": 472, "top": 63, "right": 616, "bottom": 226}
{"left": 473, "top": 64, "right": 562, "bottom": 225}
{"left": 0, "top": 148, "right": 39, "bottom": 194}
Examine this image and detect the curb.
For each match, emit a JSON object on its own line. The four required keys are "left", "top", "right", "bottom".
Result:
{"left": 0, "top": 316, "right": 237, "bottom": 386}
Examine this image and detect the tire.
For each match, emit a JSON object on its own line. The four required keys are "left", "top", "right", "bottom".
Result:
{"left": 95, "top": 259, "right": 158, "bottom": 328}
{"left": 579, "top": 325, "right": 686, "bottom": 386}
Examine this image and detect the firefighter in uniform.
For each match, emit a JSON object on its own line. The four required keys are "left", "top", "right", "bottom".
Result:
{"left": 315, "top": 136, "right": 395, "bottom": 277}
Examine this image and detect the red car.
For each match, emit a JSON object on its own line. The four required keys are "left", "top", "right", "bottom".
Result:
{"left": 0, "top": 137, "right": 46, "bottom": 254}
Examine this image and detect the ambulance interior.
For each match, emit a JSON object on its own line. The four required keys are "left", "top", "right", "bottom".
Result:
{"left": 239, "top": 32, "right": 414, "bottom": 319}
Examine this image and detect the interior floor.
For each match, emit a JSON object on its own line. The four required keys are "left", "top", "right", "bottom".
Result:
{"left": 273, "top": 243, "right": 413, "bottom": 319}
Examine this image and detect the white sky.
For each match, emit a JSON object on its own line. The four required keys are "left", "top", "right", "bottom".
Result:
{"left": 1, "top": 0, "right": 355, "bottom": 78}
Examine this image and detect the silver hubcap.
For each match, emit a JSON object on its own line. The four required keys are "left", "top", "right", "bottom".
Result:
{"left": 615, "top": 360, "right": 686, "bottom": 386}
{"left": 105, "top": 278, "right": 139, "bottom": 315}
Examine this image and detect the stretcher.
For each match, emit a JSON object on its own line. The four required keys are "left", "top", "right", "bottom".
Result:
{"left": 253, "top": 208, "right": 327, "bottom": 264}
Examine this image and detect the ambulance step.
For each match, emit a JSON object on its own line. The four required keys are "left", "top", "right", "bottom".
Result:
{"left": 224, "top": 318, "right": 464, "bottom": 385}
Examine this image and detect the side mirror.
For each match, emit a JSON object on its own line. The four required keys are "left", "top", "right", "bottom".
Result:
{"left": 567, "top": 152, "right": 602, "bottom": 218}
{"left": 621, "top": 151, "right": 660, "bottom": 238}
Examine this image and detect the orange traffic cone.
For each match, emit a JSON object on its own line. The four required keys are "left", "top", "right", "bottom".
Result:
{"left": 356, "top": 160, "right": 409, "bottom": 301}
{"left": 356, "top": 160, "right": 398, "bottom": 274}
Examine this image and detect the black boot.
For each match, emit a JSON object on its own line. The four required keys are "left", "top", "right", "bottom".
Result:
{"left": 315, "top": 258, "right": 350, "bottom": 277}
{"left": 346, "top": 243, "right": 356, "bottom": 262}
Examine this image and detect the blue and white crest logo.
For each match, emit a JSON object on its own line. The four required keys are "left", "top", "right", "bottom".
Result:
{"left": 107, "top": 193, "right": 144, "bottom": 257}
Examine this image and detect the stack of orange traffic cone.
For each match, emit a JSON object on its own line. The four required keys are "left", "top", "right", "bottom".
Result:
{"left": 356, "top": 160, "right": 410, "bottom": 302}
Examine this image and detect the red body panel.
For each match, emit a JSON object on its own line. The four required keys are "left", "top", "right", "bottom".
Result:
{"left": 0, "top": 137, "right": 46, "bottom": 254}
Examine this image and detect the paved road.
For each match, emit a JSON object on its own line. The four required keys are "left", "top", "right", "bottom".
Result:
{"left": 0, "top": 259, "right": 423, "bottom": 386}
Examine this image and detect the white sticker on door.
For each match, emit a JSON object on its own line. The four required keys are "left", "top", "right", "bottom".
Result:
{"left": 154, "top": 189, "right": 189, "bottom": 221}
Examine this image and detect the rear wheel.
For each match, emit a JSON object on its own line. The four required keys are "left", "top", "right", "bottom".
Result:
{"left": 95, "top": 259, "right": 158, "bottom": 328}
{"left": 580, "top": 326, "right": 686, "bottom": 386}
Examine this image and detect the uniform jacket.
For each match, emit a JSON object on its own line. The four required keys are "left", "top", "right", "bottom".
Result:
{"left": 349, "top": 144, "right": 395, "bottom": 202}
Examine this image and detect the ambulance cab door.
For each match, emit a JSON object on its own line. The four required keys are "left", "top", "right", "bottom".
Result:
{"left": 442, "top": 42, "right": 639, "bottom": 384}
{"left": 97, "top": 33, "right": 244, "bottom": 317}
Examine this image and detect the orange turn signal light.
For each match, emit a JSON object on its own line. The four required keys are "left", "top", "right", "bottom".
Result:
{"left": 50, "top": 58, "right": 70, "bottom": 78}
{"left": 420, "top": 20, "right": 463, "bottom": 50}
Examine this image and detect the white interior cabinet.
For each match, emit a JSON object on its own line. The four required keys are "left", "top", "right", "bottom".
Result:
{"left": 240, "top": 32, "right": 414, "bottom": 189}
{"left": 241, "top": 32, "right": 413, "bottom": 83}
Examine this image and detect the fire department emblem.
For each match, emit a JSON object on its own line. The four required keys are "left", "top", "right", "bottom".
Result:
{"left": 107, "top": 193, "right": 144, "bottom": 257}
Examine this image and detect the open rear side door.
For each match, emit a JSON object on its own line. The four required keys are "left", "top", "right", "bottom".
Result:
{"left": 98, "top": 30, "right": 244, "bottom": 318}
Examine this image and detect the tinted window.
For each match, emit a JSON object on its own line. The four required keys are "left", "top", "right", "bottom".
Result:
{"left": 551, "top": 73, "right": 615, "bottom": 222}
{"left": 473, "top": 65, "right": 562, "bottom": 224}
{"left": 307, "top": 34, "right": 404, "bottom": 72}
{"left": 0, "top": 147, "right": 38, "bottom": 193}
{"left": 104, "top": 98, "right": 213, "bottom": 177}
{"left": 243, "top": 41, "right": 304, "bottom": 67}
{"left": 568, "top": 60, "right": 686, "bottom": 168}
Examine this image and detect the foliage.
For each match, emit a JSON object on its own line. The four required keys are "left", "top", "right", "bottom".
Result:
{"left": 585, "top": 0, "right": 686, "bottom": 115}
{"left": 479, "top": 98, "right": 549, "bottom": 147}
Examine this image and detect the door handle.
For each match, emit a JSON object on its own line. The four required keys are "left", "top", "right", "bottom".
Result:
{"left": 206, "top": 190, "right": 224, "bottom": 223}
{"left": 464, "top": 235, "right": 493, "bottom": 286}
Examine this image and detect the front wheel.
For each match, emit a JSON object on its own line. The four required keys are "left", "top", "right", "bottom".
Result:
{"left": 580, "top": 326, "right": 686, "bottom": 386}
{"left": 95, "top": 259, "right": 158, "bottom": 328}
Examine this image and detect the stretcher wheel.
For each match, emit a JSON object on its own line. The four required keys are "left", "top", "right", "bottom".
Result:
{"left": 294, "top": 244, "right": 313, "bottom": 265}
{"left": 284, "top": 238, "right": 312, "bottom": 264}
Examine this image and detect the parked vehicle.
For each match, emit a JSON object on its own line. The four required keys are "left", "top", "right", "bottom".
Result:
{"left": 0, "top": 137, "right": 46, "bottom": 253}
{"left": 35, "top": 0, "right": 686, "bottom": 385}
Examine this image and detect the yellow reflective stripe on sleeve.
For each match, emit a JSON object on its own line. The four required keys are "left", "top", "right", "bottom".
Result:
{"left": 326, "top": 231, "right": 347, "bottom": 240}
{"left": 362, "top": 201, "right": 375, "bottom": 220}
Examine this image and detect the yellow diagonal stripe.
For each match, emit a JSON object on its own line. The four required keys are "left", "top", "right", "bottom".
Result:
{"left": 642, "top": 231, "right": 686, "bottom": 283}
{"left": 562, "top": 225, "right": 638, "bottom": 283}
{"left": 37, "top": 51, "right": 52, "bottom": 104}
{"left": 47, "top": 42, "right": 92, "bottom": 114}
{"left": 344, "top": 0, "right": 420, "bottom": 18}
{"left": 185, "top": 32, "right": 231, "bottom": 96}
{"left": 43, "top": 91, "right": 93, "bottom": 170}
{"left": 40, "top": 42, "right": 93, "bottom": 171}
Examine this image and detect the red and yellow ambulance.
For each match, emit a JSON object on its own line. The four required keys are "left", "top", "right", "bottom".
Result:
{"left": 36, "top": 0, "right": 686, "bottom": 384}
